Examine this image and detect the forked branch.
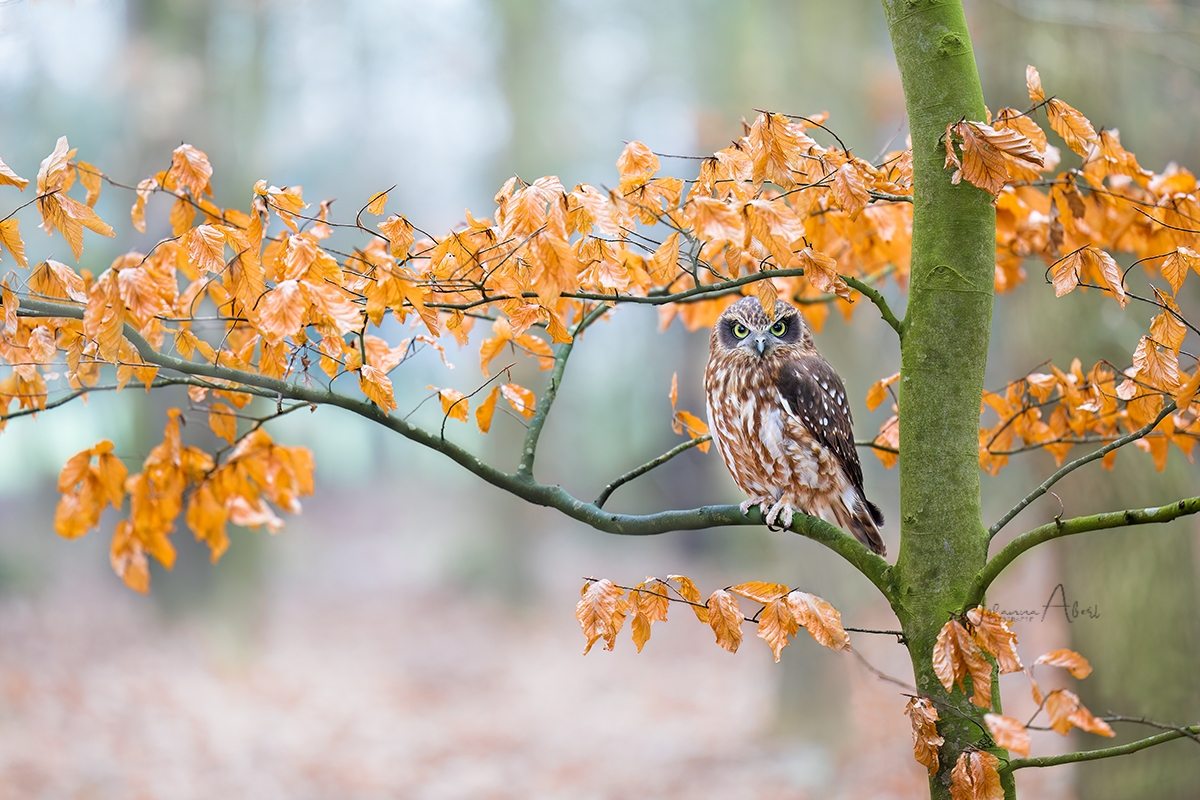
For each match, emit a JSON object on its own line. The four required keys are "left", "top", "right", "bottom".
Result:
{"left": 17, "top": 296, "right": 896, "bottom": 602}
{"left": 967, "top": 495, "right": 1200, "bottom": 607}
{"left": 988, "top": 401, "right": 1177, "bottom": 538}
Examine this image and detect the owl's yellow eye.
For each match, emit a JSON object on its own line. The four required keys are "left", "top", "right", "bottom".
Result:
{"left": 770, "top": 320, "right": 787, "bottom": 337}
{"left": 732, "top": 323, "right": 750, "bottom": 339}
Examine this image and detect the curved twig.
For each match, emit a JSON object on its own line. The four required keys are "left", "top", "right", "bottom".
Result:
{"left": 988, "top": 401, "right": 1176, "bottom": 538}
{"left": 595, "top": 435, "right": 712, "bottom": 508}
{"left": 967, "top": 495, "right": 1200, "bottom": 607}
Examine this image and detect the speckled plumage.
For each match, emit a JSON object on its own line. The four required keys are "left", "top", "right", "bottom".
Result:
{"left": 704, "top": 297, "right": 886, "bottom": 555}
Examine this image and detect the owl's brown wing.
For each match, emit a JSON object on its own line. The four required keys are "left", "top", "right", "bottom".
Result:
{"left": 776, "top": 354, "right": 865, "bottom": 493}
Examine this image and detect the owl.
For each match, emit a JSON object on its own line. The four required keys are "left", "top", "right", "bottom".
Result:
{"left": 704, "top": 296, "right": 886, "bottom": 555}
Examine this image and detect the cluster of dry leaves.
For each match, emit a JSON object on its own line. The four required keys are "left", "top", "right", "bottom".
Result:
{"left": 580, "top": 576, "right": 1111, "bottom": 800}
{"left": 575, "top": 576, "right": 847, "bottom": 663}
{"left": 906, "top": 608, "right": 1110, "bottom": 800}
{"left": 865, "top": 65, "right": 1200, "bottom": 474}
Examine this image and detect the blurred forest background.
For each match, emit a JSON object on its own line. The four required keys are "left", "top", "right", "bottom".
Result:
{"left": 0, "top": 0, "right": 1197, "bottom": 798}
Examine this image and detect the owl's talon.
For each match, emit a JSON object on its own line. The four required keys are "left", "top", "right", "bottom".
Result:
{"left": 739, "top": 497, "right": 772, "bottom": 519}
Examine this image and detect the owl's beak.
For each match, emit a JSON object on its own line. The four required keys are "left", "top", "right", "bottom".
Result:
{"left": 755, "top": 336, "right": 766, "bottom": 356}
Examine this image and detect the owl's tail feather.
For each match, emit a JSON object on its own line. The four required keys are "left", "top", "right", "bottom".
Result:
{"left": 849, "top": 498, "right": 886, "bottom": 556}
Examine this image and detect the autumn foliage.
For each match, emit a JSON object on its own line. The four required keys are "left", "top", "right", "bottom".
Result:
{"left": 2, "top": 59, "right": 1199, "bottom": 798}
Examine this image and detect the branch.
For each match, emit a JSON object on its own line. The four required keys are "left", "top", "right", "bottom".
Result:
{"left": 424, "top": 268, "right": 811, "bottom": 311}
{"left": 842, "top": 274, "right": 904, "bottom": 336}
{"left": 988, "top": 401, "right": 1176, "bottom": 538}
{"left": 516, "top": 304, "right": 608, "bottom": 478}
{"left": 1001, "top": 725, "right": 1199, "bottom": 773}
{"left": 966, "top": 495, "right": 1200, "bottom": 607}
{"left": 16, "top": 297, "right": 896, "bottom": 602}
{"left": 595, "top": 435, "right": 711, "bottom": 508}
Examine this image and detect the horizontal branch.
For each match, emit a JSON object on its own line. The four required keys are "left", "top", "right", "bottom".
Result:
{"left": 16, "top": 296, "right": 896, "bottom": 603}
{"left": 966, "top": 495, "right": 1200, "bottom": 607}
{"left": 595, "top": 435, "right": 711, "bottom": 508}
{"left": 425, "top": 268, "right": 811, "bottom": 311}
{"left": 988, "top": 401, "right": 1177, "bottom": 539}
{"left": 1001, "top": 725, "right": 1199, "bottom": 773}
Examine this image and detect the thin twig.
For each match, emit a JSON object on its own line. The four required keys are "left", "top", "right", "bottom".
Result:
{"left": 595, "top": 435, "right": 712, "bottom": 508}
{"left": 988, "top": 401, "right": 1176, "bottom": 538}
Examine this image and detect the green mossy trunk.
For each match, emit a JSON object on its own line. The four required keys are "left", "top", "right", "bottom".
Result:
{"left": 880, "top": 2, "right": 1010, "bottom": 797}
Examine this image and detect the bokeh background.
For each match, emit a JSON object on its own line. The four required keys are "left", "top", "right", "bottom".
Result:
{"left": 1, "top": 1, "right": 1198, "bottom": 798}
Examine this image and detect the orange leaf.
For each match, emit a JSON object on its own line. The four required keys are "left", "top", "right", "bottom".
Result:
{"left": 208, "top": 403, "right": 238, "bottom": 445}
{"left": 628, "top": 580, "right": 670, "bottom": 653}
{"left": 831, "top": 160, "right": 870, "bottom": 220}
{"left": 257, "top": 279, "right": 307, "bottom": 344}
{"left": 187, "top": 224, "right": 227, "bottom": 274}
{"left": 616, "top": 141, "right": 659, "bottom": 190}
{"left": 667, "top": 574, "right": 709, "bottom": 623}
{"left": 1160, "top": 247, "right": 1198, "bottom": 294}
{"left": 0, "top": 156, "right": 29, "bottom": 190}
{"left": 866, "top": 372, "right": 900, "bottom": 411}
{"left": 933, "top": 618, "right": 993, "bottom": 708}
{"left": 1051, "top": 248, "right": 1086, "bottom": 297}
{"left": 1026, "top": 64, "right": 1046, "bottom": 104}
{"left": 797, "top": 247, "right": 851, "bottom": 300}
{"left": 706, "top": 589, "right": 744, "bottom": 653}
{"left": 1175, "top": 369, "right": 1200, "bottom": 409}
{"left": 500, "top": 382, "right": 535, "bottom": 419}
{"left": 475, "top": 386, "right": 500, "bottom": 433}
{"left": 873, "top": 414, "right": 899, "bottom": 469}
{"left": 429, "top": 385, "right": 468, "bottom": 422}
{"left": 0, "top": 219, "right": 27, "bottom": 268}
{"left": 360, "top": 365, "right": 398, "bottom": 412}
{"left": 1045, "top": 689, "right": 1083, "bottom": 735}
{"left": 169, "top": 144, "right": 213, "bottom": 197}
{"left": 1043, "top": 687, "right": 1115, "bottom": 738}
{"left": 669, "top": 372, "right": 679, "bottom": 411}
{"left": 966, "top": 607, "right": 1023, "bottom": 674}
{"left": 76, "top": 160, "right": 102, "bottom": 206}
{"left": 688, "top": 196, "right": 744, "bottom": 243}
{"left": 1033, "top": 648, "right": 1092, "bottom": 679}
{"left": 950, "top": 750, "right": 1003, "bottom": 800}
{"left": 984, "top": 713, "right": 1031, "bottom": 757}
{"left": 130, "top": 176, "right": 157, "bottom": 233}
{"left": 729, "top": 581, "right": 790, "bottom": 604}
{"left": 378, "top": 214, "right": 414, "bottom": 258}
{"left": 110, "top": 521, "right": 150, "bottom": 594}
{"left": 905, "top": 697, "right": 944, "bottom": 775}
{"left": 1047, "top": 98, "right": 1099, "bottom": 158}
{"left": 1, "top": 280, "right": 17, "bottom": 338}
{"left": 649, "top": 231, "right": 681, "bottom": 283}
{"left": 1068, "top": 702, "right": 1115, "bottom": 738}
{"left": 576, "top": 579, "right": 627, "bottom": 654}
{"left": 755, "top": 278, "right": 778, "bottom": 320}
{"left": 757, "top": 597, "right": 800, "bottom": 662}
{"left": 365, "top": 190, "right": 388, "bottom": 216}
{"left": 169, "top": 195, "right": 194, "bottom": 236}
{"left": 786, "top": 590, "right": 849, "bottom": 651}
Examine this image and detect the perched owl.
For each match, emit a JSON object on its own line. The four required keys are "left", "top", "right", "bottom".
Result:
{"left": 705, "top": 296, "right": 886, "bottom": 555}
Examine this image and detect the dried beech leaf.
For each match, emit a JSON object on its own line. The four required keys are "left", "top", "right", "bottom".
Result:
{"left": 984, "top": 713, "right": 1031, "bottom": 757}
{"left": 950, "top": 750, "right": 1003, "bottom": 800}
{"left": 706, "top": 589, "right": 744, "bottom": 653}
{"left": 667, "top": 574, "right": 709, "bottom": 623}
{"left": 905, "top": 697, "right": 944, "bottom": 775}
{"left": 1033, "top": 648, "right": 1093, "bottom": 679}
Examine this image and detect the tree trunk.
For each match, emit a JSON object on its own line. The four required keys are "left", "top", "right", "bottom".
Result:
{"left": 880, "top": 2, "right": 1009, "bottom": 797}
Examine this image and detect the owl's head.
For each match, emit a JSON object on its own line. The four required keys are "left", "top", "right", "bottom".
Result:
{"left": 710, "top": 296, "right": 813, "bottom": 360}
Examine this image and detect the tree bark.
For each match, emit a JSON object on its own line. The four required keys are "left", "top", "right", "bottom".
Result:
{"left": 880, "top": 1, "right": 1008, "bottom": 797}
